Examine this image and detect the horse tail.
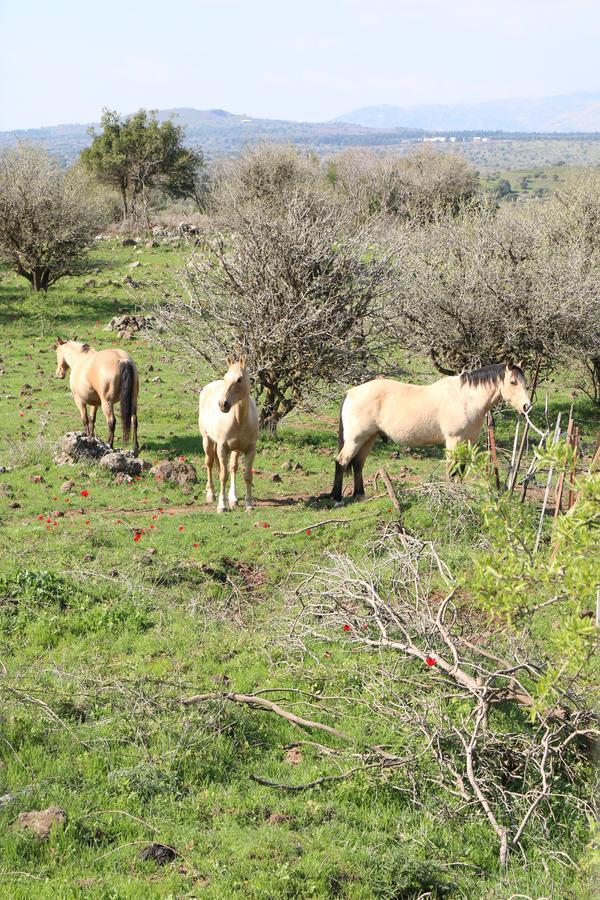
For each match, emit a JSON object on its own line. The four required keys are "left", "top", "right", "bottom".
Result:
{"left": 120, "top": 360, "right": 135, "bottom": 445}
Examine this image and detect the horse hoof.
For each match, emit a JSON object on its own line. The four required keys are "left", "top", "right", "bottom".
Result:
{"left": 333, "top": 501, "right": 344, "bottom": 508}
{"left": 217, "top": 505, "right": 226, "bottom": 514}
{"left": 229, "top": 501, "right": 238, "bottom": 510}
{"left": 206, "top": 493, "right": 215, "bottom": 504}
{"left": 245, "top": 505, "right": 254, "bottom": 513}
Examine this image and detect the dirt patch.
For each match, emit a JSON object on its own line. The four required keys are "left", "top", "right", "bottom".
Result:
{"left": 138, "top": 842, "right": 178, "bottom": 865}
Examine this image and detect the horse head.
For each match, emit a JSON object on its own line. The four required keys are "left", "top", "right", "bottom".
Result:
{"left": 54, "top": 337, "right": 69, "bottom": 379}
{"left": 219, "top": 356, "right": 248, "bottom": 413}
{"left": 500, "top": 361, "right": 531, "bottom": 414}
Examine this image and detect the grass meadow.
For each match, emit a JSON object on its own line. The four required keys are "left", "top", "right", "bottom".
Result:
{"left": 0, "top": 239, "right": 598, "bottom": 898}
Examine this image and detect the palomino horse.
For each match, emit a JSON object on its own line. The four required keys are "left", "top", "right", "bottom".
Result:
{"left": 199, "top": 357, "right": 259, "bottom": 512}
{"left": 55, "top": 338, "right": 140, "bottom": 455}
{"left": 332, "top": 363, "right": 531, "bottom": 502}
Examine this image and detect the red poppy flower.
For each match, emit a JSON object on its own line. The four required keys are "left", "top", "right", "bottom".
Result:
{"left": 178, "top": 525, "right": 184, "bottom": 532}
{"left": 115, "top": 519, "right": 123, "bottom": 524}
{"left": 64, "top": 498, "right": 70, "bottom": 503}
{"left": 342, "top": 624, "right": 351, "bottom": 632}
{"left": 19, "top": 412, "right": 24, "bottom": 417}
{"left": 53, "top": 521, "right": 58, "bottom": 526}
{"left": 159, "top": 508, "right": 164, "bottom": 514}
{"left": 179, "top": 456, "right": 186, "bottom": 461}
{"left": 46, "top": 525, "right": 52, "bottom": 530}
{"left": 306, "top": 529, "right": 312, "bottom": 535}
{"left": 152, "top": 514, "right": 158, "bottom": 520}
{"left": 133, "top": 532, "right": 142, "bottom": 542}
{"left": 262, "top": 522, "right": 270, "bottom": 529}
{"left": 425, "top": 656, "right": 437, "bottom": 667}
{"left": 150, "top": 524, "right": 155, "bottom": 529}
{"left": 80, "top": 490, "right": 89, "bottom": 497}
{"left": 85, "top": 520, "right": 90, "bottom": 525}
{"left": 193, "top": 542, "right": 199, "bottom": 548}
{"left": 52, "top": 496, "right": 58, "bottom": 501}
{"left": 46, "top": 518, "right": 52, "bottom": 523}
{"left": 38, "top": 514, "right": 44, "bottom": 520}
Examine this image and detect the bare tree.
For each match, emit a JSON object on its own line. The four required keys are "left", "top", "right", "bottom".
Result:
{"left": 157, "top": 185, "right": 399, "bottom": 430}
{"left": 390, "top": 194, "right": 600, "bottom": 386}
{"left": 0, "top": 143, "right": 108, "bottom": 291}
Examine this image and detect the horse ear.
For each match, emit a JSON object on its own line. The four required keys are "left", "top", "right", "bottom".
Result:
{"left": 56, "top": 336, "right": 64, "bottom": 346}
{"left": 226, "top": 355, "right": 233, "bottom": 367}
{"left": 239, "top": 356, "right": 246, "bottom": 369}
{"left": 81, "top": 343, "right": 90, "bottom": 353}
{"left": 516, "top": 359, "right": 524, "bottom": 370}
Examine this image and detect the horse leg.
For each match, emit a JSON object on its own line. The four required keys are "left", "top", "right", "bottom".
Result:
{"left": 203, "top": 437, "right": 216, "bottom": 504}
{"left": 216, "top": 444, "right": 229, "bottom": 513}
{"left": 101, "top": 399, "right": 116, "bottom": 449}
{"left": 243, "top": 445, "right": 256, "bottom": 511}
{"left": 228, "top": 451, "right": 239, "bottom": 509}
{"left": 89, "top": 405, "right": 98, "bottom": 437}
{"left": 351, "top": 434, "right": 378, "bottom": 500}
{"left": 74, "top": 395, "right": 90, "bottom": 436}
{"left": 445, "top": 436, "right": 461, "bottom": 480}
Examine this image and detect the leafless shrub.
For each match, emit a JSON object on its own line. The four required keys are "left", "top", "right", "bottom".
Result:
{"left": 0, "top": 143, "right": 108, "bottom": 291}
{"left": 329, "top": 146, "right": 478, "bottom": 223}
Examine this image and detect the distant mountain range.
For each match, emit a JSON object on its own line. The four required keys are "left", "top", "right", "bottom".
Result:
{"left": 336, "top": 92, "right": 600, "bottom": 133}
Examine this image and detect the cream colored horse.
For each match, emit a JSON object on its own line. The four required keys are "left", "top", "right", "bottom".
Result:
{"left": 198, "top": 357, "right": 259, "bottom": 512}
{"left": 332, "top": 363, "right": 531, "bottom": 502}
{"left": 55, "top": 338, "right": 140, "bottom": 455}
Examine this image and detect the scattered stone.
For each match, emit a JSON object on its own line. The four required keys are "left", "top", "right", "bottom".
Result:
{"left": 292, "top": 462, "right": 304, "bottom": 471}
{"left": 0, "top": 483, "right": 14, "bottom": 497}
{"left": 150, "top": 376, "right": 162, "bottom": 383}
{"left": 270, "top": 473, "right": 282, "bottom": 483}
{"left": 121, "top": 238, "right": 137, "bottom": 247}
{"left": 15, "top": 807, "right": 66, "bottom": 840}
{"left": 51, "top": 510, "right": 65, "bottom": 518}
{"left": 281, "top": 460, "right": 293, "bottom": 471}
{"left": 20, "top": 384, "right": 33, "bottom": 395}
{"left": 129, "top": 260, "right": 141, "bottom": 269}
{"left": 8, "top": 501, "right": 20, "bottom": 509}
{"left": 99, "top": 451, "right": 145, "bottom": 476}
{"left": 83, "top": 279, "right": 96, "bottom": 288}
{"left": 60, "top": 480, "right": 75, "bottom": 493}
{"left": 107, "top": 569, "right": 119, "bottom": 578}
{"left": 121, "top": 275, "right": 140, "bottom": 288}
{"left": 145, "top": 239, "right": 159, "bottom": 248}
{"left": 114, "top": 471, "right": 133, "bottom": 485}
{"left": 150, "top": 460, "right": 197, "bottom": 486}
{"left": 138, "top": 843, "right": 178, "bottom": 865}
{"left": 0, "top": 466, "right": 12, "bottom": 474}
{"left": 105, "top": 314, "right": 153, "bottom": 336}
{"left": 30, "top": 474, "right": 45, "bottom": 483}
{"left": 284, "top": 747, "right": 303, "bottom": 765}
{"left": 83, "top": 554, "right": 94, "bottom": 562}
{"left": 267, "top": 812, "right": 290, "bottom": 825}
{"left": 146, "top": 547, "right": 157, "bottom": 556}
{"left": 210, "top": 673, "right": 230, "bottom": 685}
{"left": 55, "top": 432, "right": 112, "bottom": 465}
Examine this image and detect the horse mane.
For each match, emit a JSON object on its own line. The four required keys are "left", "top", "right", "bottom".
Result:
{"left": 459, "top": 363, "right": 523, "bottom": 388}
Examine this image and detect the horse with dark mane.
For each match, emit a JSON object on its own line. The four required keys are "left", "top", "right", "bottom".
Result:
{"left": 331, "top": 363, "right": 531, "bottom": 503}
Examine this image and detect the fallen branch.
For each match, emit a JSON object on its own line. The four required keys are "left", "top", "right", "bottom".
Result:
{"left": 273, "top": 518, "right": 354, "bottom": 536}
{"left": 181, "top": 691, "right": 350, "bottom": 740}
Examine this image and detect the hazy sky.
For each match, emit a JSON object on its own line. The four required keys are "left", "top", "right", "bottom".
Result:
{"left": 1, "top": 0, "right": 598, "bottom": 130}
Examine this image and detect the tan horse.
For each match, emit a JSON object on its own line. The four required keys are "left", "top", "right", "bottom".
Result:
{"left": 332, "top": 363, "right": 531, "bottom": 502}
{"left": 55, "top": 338, "right": 140, "bottom": 455}
{"left": 199, "top": 357, "right": 259, "bottom": 512}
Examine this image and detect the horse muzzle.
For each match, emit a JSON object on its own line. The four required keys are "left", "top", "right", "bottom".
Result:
{"left": 219, "top": 400, "right": 231, "bottom": 413}
{"left": 522, "top": 402, "right": 531, "bottom": 414}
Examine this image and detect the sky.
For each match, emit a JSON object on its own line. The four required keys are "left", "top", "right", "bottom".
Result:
{"left": 1, "top": 0, "right": 598, "bottom": 130}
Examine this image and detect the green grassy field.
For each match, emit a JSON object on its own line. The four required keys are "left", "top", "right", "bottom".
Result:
{"left": 0, "top": 240, "right": 597, "bottom": 898}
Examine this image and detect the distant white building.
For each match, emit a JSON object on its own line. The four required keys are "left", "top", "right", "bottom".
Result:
{"left": 423, "top": 136, "right": 446, "bottom": 142}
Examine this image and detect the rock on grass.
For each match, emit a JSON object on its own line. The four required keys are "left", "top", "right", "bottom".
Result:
{"left": 15, "top": 806, "right": 66, "bottom": 840}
